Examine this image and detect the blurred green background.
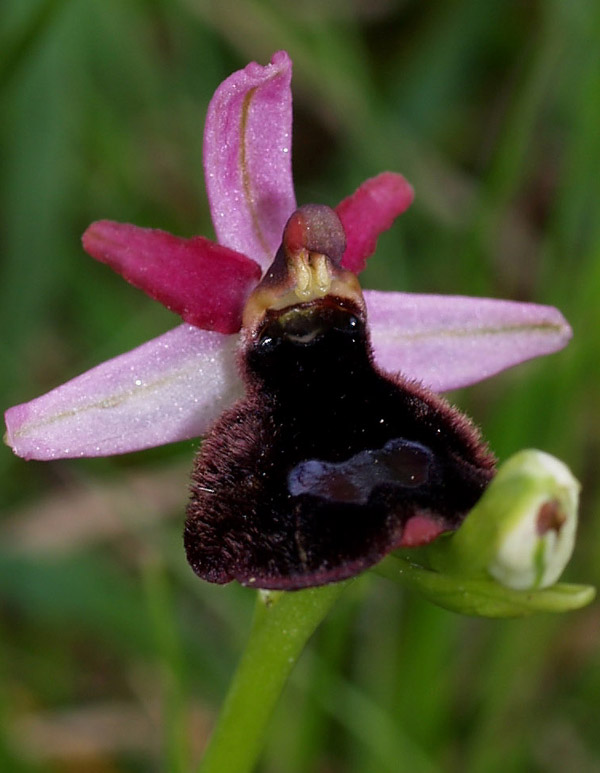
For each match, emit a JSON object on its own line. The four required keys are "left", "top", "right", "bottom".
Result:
{"left": 2, "top": 0, "right": 600, "bottom": 771}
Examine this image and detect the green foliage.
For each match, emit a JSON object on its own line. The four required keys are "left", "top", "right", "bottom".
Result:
{"left": 2, "top": 0, "right": 600, "bottom": 770}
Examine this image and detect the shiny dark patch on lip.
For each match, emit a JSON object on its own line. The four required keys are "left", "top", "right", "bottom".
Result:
{"left": 185, "top": 297, "right": 495, "bottom": 590}
{"left": 288, "top": 438, "right": 433, "bottom": 505}
{"left": 257, "top": 299, "right": 359, "bottom": 350}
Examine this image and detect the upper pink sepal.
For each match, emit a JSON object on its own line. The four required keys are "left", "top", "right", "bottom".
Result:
{"left": 365, "top": 290, "right": 572, "bottom": 392}
{"left": 337, "top": 173, "right": 414, "bottom": 274}
{"left": 4, "top": 324, "right": 243, "bottom": 460}
{"left": 203, "top": 51, "right": 296, "bottom": 272}
{"left": 82, "top": 221, "right": 262, "bottom": 334}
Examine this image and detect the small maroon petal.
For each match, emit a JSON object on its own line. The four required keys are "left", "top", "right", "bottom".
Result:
{"left": 82, "top": 221, "right": 263, "bottom": 334}
{"left": 336, "top": 172, "right": 414, "bottom": 274}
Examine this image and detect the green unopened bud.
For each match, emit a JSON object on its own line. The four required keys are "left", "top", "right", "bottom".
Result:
{"left": 428, "top": 450, "right": 579, "bottom": 590}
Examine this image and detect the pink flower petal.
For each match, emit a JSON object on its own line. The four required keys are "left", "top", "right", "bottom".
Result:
{"left": 4, "top": 325, "right": 243, "bottom": 460}
{"left": 204, "top": 51, "right": 296, "bottom": 272}
{"left": 336, "top": 173, "right": 414, "bottom": 274}
{"left": 82, "top": 221, "right": 262, "bottom": 334}
{"left": 365, "top": 290, "right": 572, "bottom": 392}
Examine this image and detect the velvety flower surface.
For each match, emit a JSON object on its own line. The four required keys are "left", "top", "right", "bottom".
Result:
{"left": 4, "top": 52, "right": 572, "bottom": 588}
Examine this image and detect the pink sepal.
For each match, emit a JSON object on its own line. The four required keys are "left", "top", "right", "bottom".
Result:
{"left": 4, "top": 324, "right": 243, "bottom": 460}
{"left": 365, "top": 290, "right": 572, "bottom": 392}
{"left": 204, "top": 51, "right": 296, "bottom": 271}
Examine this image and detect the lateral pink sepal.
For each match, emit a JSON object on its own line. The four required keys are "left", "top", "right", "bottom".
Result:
{"left": 365, "top": 290, "right": 572, "bottom": 392}
{"left": 4, "top": 324, "right": 243, "bottom": 459}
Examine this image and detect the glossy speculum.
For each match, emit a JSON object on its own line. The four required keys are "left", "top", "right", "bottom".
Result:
{"left": 185, "top": 286, "right": 495, "bottom": 589}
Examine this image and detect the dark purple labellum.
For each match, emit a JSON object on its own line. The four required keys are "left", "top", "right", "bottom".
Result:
{"left": 185, "top": 296, "right": 495, "bottom": 590}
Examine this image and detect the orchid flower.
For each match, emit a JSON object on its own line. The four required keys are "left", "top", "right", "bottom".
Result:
{"left": 4, "top": 51, "right": 573, "bottom": 592}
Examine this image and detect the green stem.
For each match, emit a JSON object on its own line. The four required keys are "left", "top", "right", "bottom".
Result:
{"left": 197, "top": 581, "right": 350, "bottom": 773}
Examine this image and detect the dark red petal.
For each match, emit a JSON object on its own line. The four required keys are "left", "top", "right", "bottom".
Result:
{"left": 82, "top": 221, "right": 263, "bottom": 334}
{"left": 336, "top": 172, "right": 414, "bottom": 274}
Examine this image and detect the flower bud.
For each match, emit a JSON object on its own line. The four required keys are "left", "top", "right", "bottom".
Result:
{"left": 428, "top": 450, "right": 579, "bottom": 590}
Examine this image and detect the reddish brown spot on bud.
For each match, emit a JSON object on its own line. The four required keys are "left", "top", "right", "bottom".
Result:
{"left": 537, "top": 499, "right": 566, "bottom": 535}
{"left": 283, "top": 205, "right": 346, "bottom": 264}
